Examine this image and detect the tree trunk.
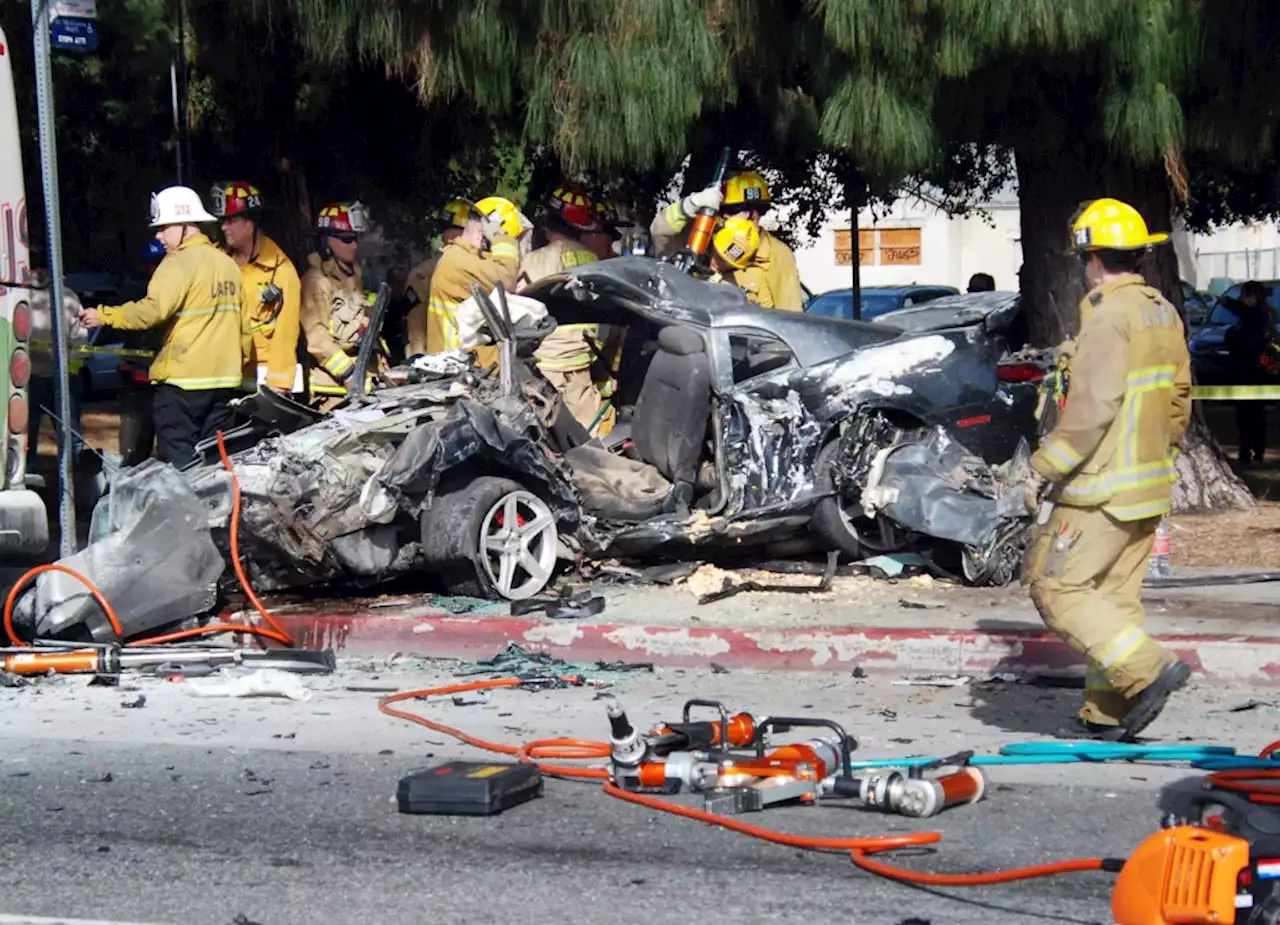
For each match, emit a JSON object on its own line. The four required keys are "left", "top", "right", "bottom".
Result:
{"left": 1015, "top": 143, "right": 1255, "bottom": 513}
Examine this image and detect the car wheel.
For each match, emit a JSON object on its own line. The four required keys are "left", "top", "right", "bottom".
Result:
{"left": 810, "top": 439, "right": 904, "bottom": 559}
{"left": 421, "top": 476, "right": 559, "bottom": 601}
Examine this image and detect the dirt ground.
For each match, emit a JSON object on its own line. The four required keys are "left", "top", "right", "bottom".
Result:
{"left": 31, "top": 399, "right": 1280, "bottom": 570}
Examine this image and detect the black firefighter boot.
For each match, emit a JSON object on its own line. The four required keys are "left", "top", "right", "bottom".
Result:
{"left": 1120, "top": 659, "right": 1193, "bottom": 739}
{"left": 1052, "top": 717, "right": 1133, "bottom": 742}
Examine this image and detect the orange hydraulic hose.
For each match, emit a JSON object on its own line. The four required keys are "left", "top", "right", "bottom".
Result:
{"left": 603, "top": 782, "right": 940, "bottom": 853}
{"left": 378, "top": 678, "right": 941, "bottom": 853}
{"left": 3, "top": 432, "right": 294, "bottom": 650}
{"left": 1204, "top": 769, "right": 1280, "bottom": 806}
{"left": 849, "top": 848, "right": 1105, "bottom": 885}
{"left": 4, "top": 562, "right": 123, "bottom": 647}
{"left": 378, "top": 678, "right": 611, "bottom": 780}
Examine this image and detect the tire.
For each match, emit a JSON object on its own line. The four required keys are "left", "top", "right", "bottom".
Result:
{"left": 421, "top": 476, "right": 559, "bottom": 601}
{"left": 809, "top": 438, "right": 904, "bottom": 558}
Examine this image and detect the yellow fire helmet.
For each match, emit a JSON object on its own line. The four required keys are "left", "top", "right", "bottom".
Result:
{"left": 1070, "top": 198, "right": 1169, "bottom": 252}
{"left": 724, "top": 170, "right": 772, "bottom": 210}
{"left": 473, "top": 196, "right": 525, "bottom": 238}
{"left": 439, "top": 198, "right": 473, "bottom": 230}
{"left": 713, "top": 217, "right": 761, "bottom": 270}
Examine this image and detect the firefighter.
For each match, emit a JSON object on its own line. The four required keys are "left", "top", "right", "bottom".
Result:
{"left": 300, "top": 201, "right": 380, "bottom": 411}
{"left": 1021, "top": 197, "right": 1193, "bottom": 742}
{"left": 580, "top": 196, "right": 634, "bottom": 260}
{"left": 709, "top": 217, "right": 763, "bottom": 301}
{"left": 405, "top": 198, "right": 472, "bottom": 357}
{"left": 517, "top": 184, "right": 600, "bottom": 287}
{"left": 649, "top": 171, "right": 803, "bottom": 311}
{"left": 212, "top": 181, "right": 302, "bottom": 395}
{"left": 514, "top": 184, "right": 618, "bottom": 435}
{"left": 427, "top": 195, "right": 525, "bottom": 369}
{"left": 78, "top": 186, "right": 252, "bottom": 467}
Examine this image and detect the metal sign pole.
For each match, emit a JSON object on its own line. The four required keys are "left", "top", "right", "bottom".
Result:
{"left": 30, "top": 0, "right": 77, "bottom": 556}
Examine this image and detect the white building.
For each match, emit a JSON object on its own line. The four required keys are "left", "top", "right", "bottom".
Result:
{"left": 790, "top": 186, "right": 1280, "bottom": 297}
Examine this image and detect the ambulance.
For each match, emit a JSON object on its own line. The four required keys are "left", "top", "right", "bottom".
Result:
{"left": 0, "top": 26, "right": 51, "bottom": 556}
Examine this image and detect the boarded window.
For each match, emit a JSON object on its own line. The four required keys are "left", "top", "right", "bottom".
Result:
{"left": 833, "top": 227, "right": 922, "bottom": 267}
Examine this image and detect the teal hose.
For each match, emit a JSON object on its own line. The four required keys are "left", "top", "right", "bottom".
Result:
{"left": 845, "top": 741, "right": 1256, "bottom": 772}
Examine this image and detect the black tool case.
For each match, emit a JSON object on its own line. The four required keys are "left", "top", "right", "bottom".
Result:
{"left": 396, "top": 761, "right": 544, "bottom": 816}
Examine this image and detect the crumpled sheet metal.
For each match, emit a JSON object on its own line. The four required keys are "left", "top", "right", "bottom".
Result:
{"left": 376, "top": 398, "right": 580, "bottom": 530}
{"left": 874, "top": 430, "right": 1028, "bottom": 548}
{"left": 20, "top": 460, "right": 224, "bottom": 643}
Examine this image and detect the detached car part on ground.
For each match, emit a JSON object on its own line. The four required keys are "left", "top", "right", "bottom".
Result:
{"left": 19, "top": 261, "right": 1053, "bottom": 644}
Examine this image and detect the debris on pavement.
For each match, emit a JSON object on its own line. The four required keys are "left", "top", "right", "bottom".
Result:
{"left": 891, "top": 675, "right": 971, "bottom": 688}
{"left": 447, "top": 643, "right": 652, "bottom": 682}
{"left": 510, "top": 586, "right": 606, "bottom": 619}
{"left": 184, "top": 668, "right": 313, "bottom": 702}
{"left": 120, "top": 694, "right": 147, "bottom": 709}
{"left": 687, "top": 551, "right": 840, "bottom": 604}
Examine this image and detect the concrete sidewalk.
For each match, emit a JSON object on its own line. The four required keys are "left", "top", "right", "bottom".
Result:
{"left": 258, "top": 567, "right": 1280, "bottom": 682}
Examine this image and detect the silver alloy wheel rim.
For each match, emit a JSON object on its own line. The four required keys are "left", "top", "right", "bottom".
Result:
{"left": 479, "top": 490, "right": 558, "bottom": 600}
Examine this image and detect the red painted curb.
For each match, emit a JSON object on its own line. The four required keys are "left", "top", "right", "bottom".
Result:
{"left": 274, "top": 612, "right": 1280, "bottom": 682}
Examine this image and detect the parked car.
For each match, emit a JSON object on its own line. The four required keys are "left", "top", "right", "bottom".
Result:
{"left": 1180, "top": 282, "right": 1213, "bottom": 331}
{"left": 65, "top": 271, "right": 147, "bottom": 398}
{"left": 804, "top": 285, "right": 960, "bottom": 322}
{"left": 1188, "top": 281, "right": 1280, "bottom": 383}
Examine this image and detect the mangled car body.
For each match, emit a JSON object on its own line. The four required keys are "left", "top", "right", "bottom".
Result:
{"left": 61, "top": 259, "right": 1050, "bottom": 617}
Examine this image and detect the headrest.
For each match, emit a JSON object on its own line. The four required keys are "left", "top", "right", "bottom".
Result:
{"left": 658, "top": 325, "right": 705, "bottom": 357}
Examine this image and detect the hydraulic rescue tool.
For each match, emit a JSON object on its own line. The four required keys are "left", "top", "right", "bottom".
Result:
{"left": 670, "top": 147, "right": 731, "bottom": 273}
{"left": 0, "top": 645, "right": 335, "bottom": 676}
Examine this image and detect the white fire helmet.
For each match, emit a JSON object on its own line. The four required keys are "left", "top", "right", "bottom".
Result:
{"left": 150, "top": 186, "right": 217, "bottom": 228}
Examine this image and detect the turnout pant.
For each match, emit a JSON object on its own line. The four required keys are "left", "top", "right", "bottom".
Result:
{"left": 542, "top": 368, "right": 615, "bottom": 438}
{"left": 151, "top": 384, "right": 239, "bottom": 469}
{"left": 1024, "top": 505, "right": 1176, "bottom": 726}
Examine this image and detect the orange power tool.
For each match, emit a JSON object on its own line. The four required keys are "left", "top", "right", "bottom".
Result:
{"left": 673, "top": 147, "right": 731, "bottom": 271}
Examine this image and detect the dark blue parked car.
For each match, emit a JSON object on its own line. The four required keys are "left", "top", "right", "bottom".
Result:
{"left": 1188, "top": 281, "right": 1280, "bottom": 384}
{"left": 804, "top": 285, "right": 960, "bottom": 322}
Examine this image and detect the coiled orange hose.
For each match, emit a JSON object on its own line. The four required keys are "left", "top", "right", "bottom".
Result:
{"left": 377, "top": 677, "right": 1111, "bottom": 881}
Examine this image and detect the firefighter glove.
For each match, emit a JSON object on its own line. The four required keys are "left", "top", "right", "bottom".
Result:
{"left": 681, "top": 183, "right": 725, "bottom": 219}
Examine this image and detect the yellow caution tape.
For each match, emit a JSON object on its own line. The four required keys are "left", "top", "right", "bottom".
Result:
{"left": 30, "top": 339, "right": 155, "bottom": 360}
{"left": 1192, "top": 385, "right": 1280, "bottom": 400}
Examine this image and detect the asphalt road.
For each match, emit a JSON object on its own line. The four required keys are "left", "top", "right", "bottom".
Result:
{"left": 0, "top": 740, "right": 1155, "bottom": 925}
{"left": 1, "top": 663, "right": 1255, "bottom": 925}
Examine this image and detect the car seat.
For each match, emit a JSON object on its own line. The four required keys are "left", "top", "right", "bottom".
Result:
{"left": 630, "top": 325, "right": 713, "bottom": 505}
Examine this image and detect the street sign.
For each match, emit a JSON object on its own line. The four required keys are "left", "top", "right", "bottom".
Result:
{"left": 49, "top": 17, "right": 96, "bottom": 52}
{"left": 50, "top": 0, "right": 97, "bottom": 17}
{"left": 49, "top": 0, "right": 97, "bottom": 54}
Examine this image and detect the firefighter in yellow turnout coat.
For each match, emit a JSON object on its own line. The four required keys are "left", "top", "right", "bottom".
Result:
{"left": 79, "top": 186, "right": 254, "bottom": 466}
{"left": 301, "top": 202, "right": 382, "bottom": 411}
{"left": 519, "top": 184, "right": 622, "bottom": 437}
{"left": 1022, "top": 197, "right": 1194, "bottom": 742}
{"left": 211, "top": 181, "right": 302, "bottom": 394}
{"left": 405, "top": 198, "right": 472, "bottom": 357}
{"left": 426, "top": 196, "right": 524, "bottom": 369}
{"left": 649, "top": 171, "right": 804, "bottom": 311}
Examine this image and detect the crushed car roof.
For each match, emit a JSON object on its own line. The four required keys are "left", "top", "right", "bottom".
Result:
{"left": 526, "top": 256, "right": 901, "bottom": 367}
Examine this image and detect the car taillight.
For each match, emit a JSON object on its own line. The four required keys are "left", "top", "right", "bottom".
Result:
{"left": 12, "top": 301, "right": 30, "bottom": 342}
{"left": 8, "top": 394, "right": 26, "bottom": 433}
{"left": 998, "top": 363, "right": 1045, "bottom": 383}
{"left": 9, "top": 348, "right": 29, "bottom": 388}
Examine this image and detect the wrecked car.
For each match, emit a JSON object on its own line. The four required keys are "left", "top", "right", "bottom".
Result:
{"left": 44, "top": 259, "right": 1048, "bottom": 630}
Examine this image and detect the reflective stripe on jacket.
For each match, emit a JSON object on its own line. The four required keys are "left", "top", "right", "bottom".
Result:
{"left": 426, "top": 237, "right": 519, "bottom": 355}
{"left": 405, "top": 255, "right": 438, "bottom": 357}
{"left": 97, "top": 233, "right": 251, "bottom": 390}
{"left": 524, "top": 238, "right": 601, "bottom": 373}
{"left": 1031, "top": 274, "right": 1193, "bottom": 521}
{"left": 234, "top": 235, "right": 301, "bottom": 391}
